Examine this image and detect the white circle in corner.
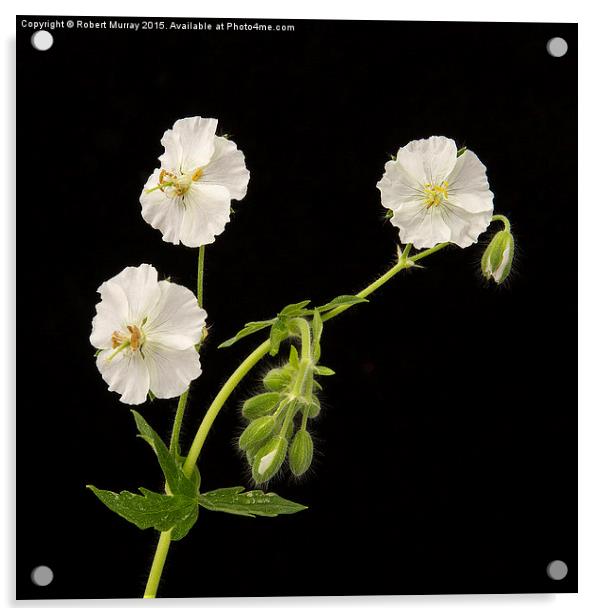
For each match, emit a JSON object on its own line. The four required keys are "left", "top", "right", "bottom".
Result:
{"left": 31, "top": 30, "right": 54, "bottom": 51}
{"left": 546, "top": 37, "right": 568, "bottom": 58}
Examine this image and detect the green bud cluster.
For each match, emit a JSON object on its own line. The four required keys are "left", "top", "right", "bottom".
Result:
{"left": 238, "top": 311, "right": 334, "bottom": 484}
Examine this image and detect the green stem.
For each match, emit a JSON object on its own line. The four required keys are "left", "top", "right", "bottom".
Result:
{"left": 322, "top": 242, "right": 449, "bottom": 322}
{"left": 168, "top": 389, "right": 189, "bottom": 455}
{"left": 492, "top": 214, "right": 511, "bottom": 231}
{"left": 292, "top": 318, "right": 312, "bottom": 362}
{"left": 182, "top": 339, "right": 272, "bottom": 477}
{"left": 167, "top": 246, "right": 206, "bottom": 456}
{"left": 143, "top": 530, "right": 172, "bottom": 599}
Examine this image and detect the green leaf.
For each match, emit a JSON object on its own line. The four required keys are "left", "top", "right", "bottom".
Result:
{"left": 314, "top": 365, "right": 335, "bottom": 376}
{"left": 131, "top": 411, "right": 197, "bottom": 498}
{"left": 269, "top": 319, "right": 289, "bottom": 356}
{"left": 87, "top": 486, "right": 198, "bottom": 541}
{"left": 278, "top": 300, "right": 311, "bottom": 317}
{"left": 198, "top": 487, "right": 307, "bottom": 518}
{"left": 218, "top": 319, "right": 275, "bottom": 349}
{"left": 316, "top": 295, "right": 368, "bottom": 313}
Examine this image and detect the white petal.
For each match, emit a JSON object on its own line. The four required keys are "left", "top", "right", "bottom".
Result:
{"left": 146, "top": 281, "right": 207, "bottom": 350}
{"left": 396, "top": 136, "right": 457, "bottom": 185}
{"left": 90, "top": 280, "right": 129, "bottom": 349}
{"left": 377, "top": 159, "right": 424, "bottom": 210}
{"left": 200, "top": 136, "right": 250, "bottom": 201}
{"left": 144, "top": 344, "right": 201, "bottom": 400}
{"left": 440, "top": 204, "right": 493, "bottom": 248}
{"left": 392, "top": 204, "right": 451, "bottom": 249}
{"left": 109, "top": 264, "right": 162, "bottom": 323}
{"left": 447, "top": 150, "right": 491, "bottom": 198}
{"left": 178, "top": 183, "right": 231, "bottom": 247}
{"left": 160, "top": 117, "right": 218, "bottom": 172}
{"left": 97, "top": 349, "right": 150, "bottom": 405}
{"left": 140, "top": 169, "right": 186, "bottom": 245}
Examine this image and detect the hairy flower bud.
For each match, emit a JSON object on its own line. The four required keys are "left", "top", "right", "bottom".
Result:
{"left": 239, "top": 416, "right": 276, "bottom": 451}
{"left": 252, "top": 435, "right": 288, "bottom": 484}
{"left": 481, "top": 229, "right": 514, "bottom": 284}
{"left": 288, "top": 429, "right": 314, "bottom": 477}
{"left": 242, "top": 392, "right": 281, "bottom": 420}
{"left": 263, "top": 366, "right": 294, "bottom": 392}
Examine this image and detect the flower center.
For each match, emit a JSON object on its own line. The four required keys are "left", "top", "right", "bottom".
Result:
{"left": 109, "top": 323, "right": 146, "bottom": 360}
{"left": 150, "top": 167, "right": 203, "bottom": 197}
{"left": 422, "top": 181, "right": 449, "bottom": 208}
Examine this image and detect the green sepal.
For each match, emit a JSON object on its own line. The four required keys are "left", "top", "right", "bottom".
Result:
{"left": 242, "top": 391, "right": 282, "bottom": 419}
{"left": 314, "top": 365, "right": 335, "bottom": 376}
{"left": 252, "top": 435, "right": 288, "bottom": 484}
{"left": 239, "top": 416, "right": 277, "bottom": 451}
{"left": 457, "top": 146, "right": 467, "bottom": 157}
{"left": 306, "top": 395, "right": 321, "bottom": 418}
{"left": 316, "top": 295, "right": 368, "bottom": 313}
{"left": 263, "top": 366, "right": 295, "bottom": 391}
{"left": 288, "top": 429, "right": 314, "bottom": 477}
{"left": 218, "top": 319, "right": 275, "bottom": 349}
{"left": 86, "top": 486, "right": 198, "bottom": 541}
{"left": 385, "top": 208, "right": 394, "bottom": 219}
{"left": 198, "top": 487, "right": 307, "bottom": 517}
{"left": 289, "top": 345, "right": 300, "bottom": 368}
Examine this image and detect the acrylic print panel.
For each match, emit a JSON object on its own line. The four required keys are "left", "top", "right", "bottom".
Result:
{"left": 16, "top": 16, "right": 577, "bottom": 599}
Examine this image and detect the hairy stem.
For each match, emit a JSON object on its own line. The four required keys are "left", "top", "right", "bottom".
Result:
{"left": 492, "top": 214, "right": 511, "bottom": 231}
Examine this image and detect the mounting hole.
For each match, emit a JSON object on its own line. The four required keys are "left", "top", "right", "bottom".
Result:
{"left": 31, "top": 30, "right": 54, "bottom": 51}
{"left": 546, "top": 560, "right": 568, "bottom": 580}
{"left": 31, "top": 565, "right": 54, "bottom": 586}
{"left": 546, "top": 37, "right": 568, "bottom": 58}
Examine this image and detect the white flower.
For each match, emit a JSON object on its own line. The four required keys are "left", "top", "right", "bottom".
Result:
{"left": 90, "top": 264, "right": 207, "bottom": 405}
{"left": 377, "top": 136, "right": 494, "bottom": 249}
{"left": 140, "top": 117, "right": 250, "bottom": 247}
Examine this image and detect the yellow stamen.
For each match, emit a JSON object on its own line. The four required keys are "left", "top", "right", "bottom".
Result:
{"left": 423, "top": 180, "right": 449, "bottom": 208}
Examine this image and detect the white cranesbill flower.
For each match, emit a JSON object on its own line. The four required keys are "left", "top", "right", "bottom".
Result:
{"left": 377, "top": 136, "right": 494, "bottom": 249}
{"left": 140, "top": 116, "right": 250, "bottom": 247}
{"left": 90, "top": 264, "right": 206, "bottom": 405}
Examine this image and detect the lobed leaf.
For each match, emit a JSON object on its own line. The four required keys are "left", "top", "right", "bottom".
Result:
{"left": 87, "top": 486, "right": 198, "bottom": 541}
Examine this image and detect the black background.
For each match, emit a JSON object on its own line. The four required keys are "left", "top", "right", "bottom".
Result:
{"left": 17, "top": 17, "right": 577, "bottom": 599}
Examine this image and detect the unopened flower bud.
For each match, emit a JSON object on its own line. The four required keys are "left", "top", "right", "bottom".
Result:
{"left": 239, "top": 416, "right": 276, "bottom": 451}
{"left": 252, "top": 435, "right": 288, "bottom": 484}
{"left": 481, "top": 230, "right": 514, "bottom": 284}
{"left": 263, "top": 366, "right": 294, "bottom": 392}
{"left": 242, "top": 392, "right": 281, "bottom": 420}
{"left": 288, "top": 429, "right": 314, "bottom": 477}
